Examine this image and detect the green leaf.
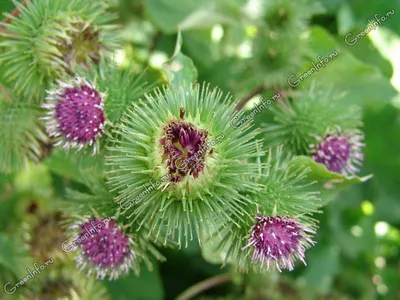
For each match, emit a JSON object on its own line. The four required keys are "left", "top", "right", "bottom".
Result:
{"left": 104, "top": 263, "right": 164, "bottom": 300}
{"left": 301, "top": 245, "right": 341, "bottom": 293}
{"left": 145, "top": 0, "right": 244, "bottom": 33}
{"left": 336, "top": 2, "right": 356, "bottom": 35}
{"left": 297, "top": 26, "right": 397, "bottom": 107}
{"left": 362, "top": 104, "right": 400, "bottom": 223}
{"left": 162, "top": 32, "right": 198, "bottom": 87}
{"left": 290, "top": 155, "right": 372, "bottom": 205}
{"left": 346, "top": 2, "right": 399, "bottom": 36}
{"left": 337, "top": 27, "right": 393, "bottom": 79}
{"left": 179, "top": 0, "right": 243, "bottom": 31}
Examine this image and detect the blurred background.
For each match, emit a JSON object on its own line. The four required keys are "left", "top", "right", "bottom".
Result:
{"left": 0, "top": 0, "right": 399, "bottom": 299}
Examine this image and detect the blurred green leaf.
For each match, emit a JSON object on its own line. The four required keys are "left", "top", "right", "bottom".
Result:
{"left": 162, "top": 32, "right": 198, "bottom": 86}
{"left": 104, "top": 263, "right": 164, "bottom": 300}
{"left": 337, "top": 28, "right": 393, "bottom": 78}
{"left": 346, "top": 1, "right": 400, "bottom": 36}
{"left": 300, "top": 26, "right": 397, "bottom": 106}
{"left": 301, "top": 245, "right": 340, "bottom": 293}
{"left": 145, "top": 0, "right": 244, "bottom": 33}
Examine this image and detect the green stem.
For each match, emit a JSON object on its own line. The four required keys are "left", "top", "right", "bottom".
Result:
{"left": 236, "top": 85, "right": 266, "bottom": 111}
{"left": 0, "top": 84, "right": 13, "bottom": 103}
{"left": 176, "top": 274, "right": 233, "bottom": 300}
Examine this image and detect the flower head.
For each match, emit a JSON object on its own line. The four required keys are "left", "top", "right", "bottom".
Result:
{"left": 244, "top": 216, "right": 315, "bottom": 271}
{"left": 310, "top": 128, "right": 364, "bottom": 175}
{"left": 72, "top": 217, "right": 135, "bottom": 280}
{"left": 107, "top": 84, "right": 260, "bottom": 246}
{"left": 160, "top": 119, "right": 208, "bottom": 182}
{"left": 42, "top": 77, "right": 106, "bottom": 154}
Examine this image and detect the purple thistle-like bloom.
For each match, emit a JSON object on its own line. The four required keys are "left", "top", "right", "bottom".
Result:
{"left": 42, "top": 77, "right": 106, "bottom": 154}
{"left": 310, "top": 128, "right": 364, "bottom": 175}
{"left": 72, "top": 217, "right": 135, "bottom": 280}
{"left": 160, "top": 119, "right": 208, "bottom": 183}
{"left": 244, "top": 216, "right": 315, "bottom": 271}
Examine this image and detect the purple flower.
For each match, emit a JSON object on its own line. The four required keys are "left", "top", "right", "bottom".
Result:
{"left": 72, "top": 217, "right": 135, "bottom": 280}
{"left": 42, "top": 77, "right": 106, "bottom": 154}
{"left": 243, "top": 216, "right": 315, "bottom": 271}
{"left": 160, "top": 120, "right": 208, "bottom": 182}
{"left": 310, "top": 128, "right": 364, "bottom": 175}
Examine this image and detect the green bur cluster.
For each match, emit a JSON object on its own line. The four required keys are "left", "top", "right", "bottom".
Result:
{"left": 0, "top": 0, "right": 119, "bottom": 101}
{"left": 250, "top": 0, "right": 323, "bottom": 87}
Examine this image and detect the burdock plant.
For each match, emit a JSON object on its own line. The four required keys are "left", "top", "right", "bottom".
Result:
{"left": 107, "top": 83, "right": 262, "bottom": 247}
{"left": 0, "top": 0, "right": 374, "bottom": 289}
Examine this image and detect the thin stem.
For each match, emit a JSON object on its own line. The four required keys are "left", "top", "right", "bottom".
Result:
{"left": 236, "top": 85, "right": 266, "bottom": 111}
{"left": 176, "top": 274, "right": 233, "bottom": 300}
{"left": 149, "top": 30, "right": 162, "bottom": 53}
{"left": 0, "top": 84, "right": 13, "bottom": 103}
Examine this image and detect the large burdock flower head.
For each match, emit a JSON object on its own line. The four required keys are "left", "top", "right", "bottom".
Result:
{"left": 310, "top": 127, "right": 364, "bottom": 176}
{"left": 42, "top": 77, "right": 106, "bottom": 154}
{"left": 71, "top": 217, "right": 135, "bottom": 280}
{"left": 107, "top": 83, "right": 261, "bottom": 246}
{"left": 244, "top": 215, "right": 315, "bottom": 271}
